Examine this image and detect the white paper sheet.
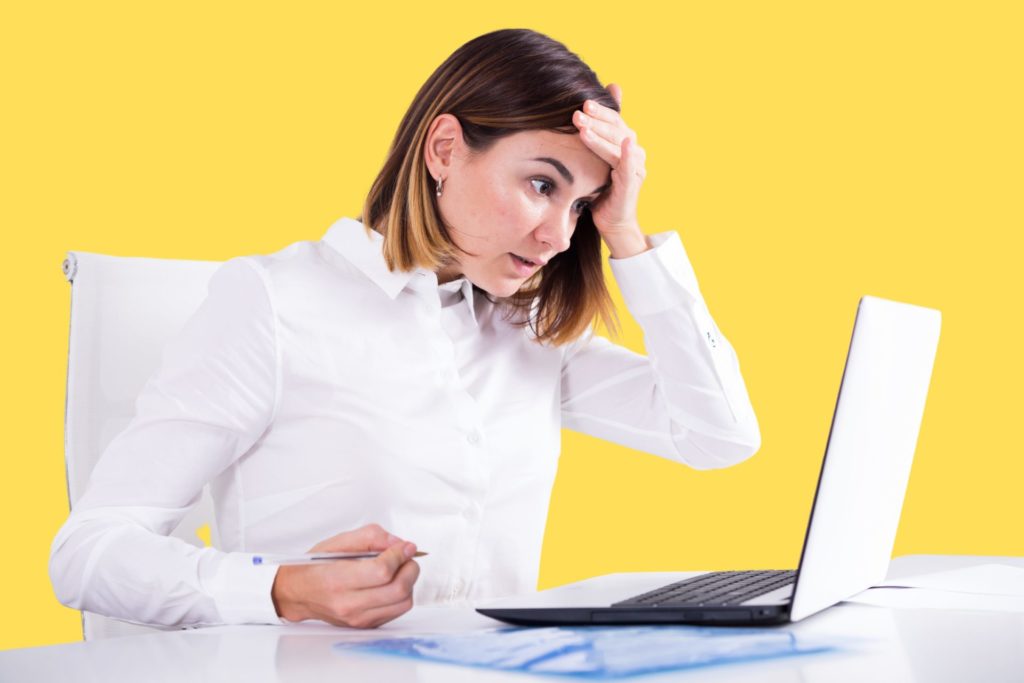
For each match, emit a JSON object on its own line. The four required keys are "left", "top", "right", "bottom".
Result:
{"left": 875, "top": 563, "right": 1024, "bottom": 596}
{"left": 845, "top": 563, "right": 1024, "bottom": 611}
{"left": 846, "top": 588, "right": 1024, "bottom": 612}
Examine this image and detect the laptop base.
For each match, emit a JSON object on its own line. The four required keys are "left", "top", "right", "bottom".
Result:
{"left": 477, "top": 604, "right": 791, "bottom": 627}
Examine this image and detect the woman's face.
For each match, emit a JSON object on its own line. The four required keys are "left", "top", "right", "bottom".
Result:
{"left": 427, "top": 115, "right": 612, "bottom": 297}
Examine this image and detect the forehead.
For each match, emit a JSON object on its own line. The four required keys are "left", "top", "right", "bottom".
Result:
{"left": 488, "top": 129, "right": 610, "bottom": 183}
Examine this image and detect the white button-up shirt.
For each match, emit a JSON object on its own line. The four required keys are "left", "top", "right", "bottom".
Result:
{"left": 49, "top": 217, "right": 761, "bottom": 627}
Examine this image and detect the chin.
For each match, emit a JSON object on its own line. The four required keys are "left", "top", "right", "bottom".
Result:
{"left": 483, "top": 285, "right": 518, "bottom": 299}
{"left": 476, "top": 278, "right": 522, "bottom": 299}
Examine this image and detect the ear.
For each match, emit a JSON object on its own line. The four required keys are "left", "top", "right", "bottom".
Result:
{"left": 423, "top": 113, "right": 465, "bottom": 181}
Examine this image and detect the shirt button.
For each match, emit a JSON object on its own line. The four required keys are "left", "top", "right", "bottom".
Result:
{"left": 467, "top": 431, "right": 481, "bottom": 446}
{"left": 706, "top": 330, "right": 718, "bottom": 348}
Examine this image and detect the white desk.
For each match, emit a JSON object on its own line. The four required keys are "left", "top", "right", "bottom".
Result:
{"left": 3, "top": 555, "right": 1022, "bottom": 682}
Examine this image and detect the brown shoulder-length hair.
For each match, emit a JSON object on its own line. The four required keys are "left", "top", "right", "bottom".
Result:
{"left": 360, "top": 28, "right": 621, "bottom": 346}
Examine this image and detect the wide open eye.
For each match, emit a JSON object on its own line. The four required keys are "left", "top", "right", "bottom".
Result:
{"left": 532, "top": 178, "right": 593, "bottom": 215}
{"left": 530, "top": 178, "right": 554, "bottom": 196}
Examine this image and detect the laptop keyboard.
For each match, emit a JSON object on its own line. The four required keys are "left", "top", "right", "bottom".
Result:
{"left": 613, "top": 570, "right": 797, "bottom": 608}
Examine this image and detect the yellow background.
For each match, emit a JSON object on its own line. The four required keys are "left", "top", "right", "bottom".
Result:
{"left": 2, "top": 1, "right": 1021, "bottom": 650}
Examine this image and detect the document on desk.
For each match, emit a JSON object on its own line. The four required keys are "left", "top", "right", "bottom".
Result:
{"left": 846, "top": 563, "right": 1024, "bottom": 612}
{"left": 335, "top": 626, "right": 842, "bottom": 678}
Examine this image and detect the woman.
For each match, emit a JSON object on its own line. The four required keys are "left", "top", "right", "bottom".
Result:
{"left": 49, "top": 28, "right": 760, "bottom": 630}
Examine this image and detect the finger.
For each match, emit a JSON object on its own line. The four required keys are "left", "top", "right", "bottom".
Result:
{"left": 351, "top": 558, "right": 421, "bottom": 610}
{"left": 573, "top": 110, "right": 632, "bottom": 144}
{"left": 323, "top": 557, "right": 415, "bottom": 626}
{"left": 579, "top": 126, "right": 622, "bottom": 167}
{"left": 310, "top": 523, "right": 402, "bottom": 553}
{"left": 343, "top": 541, "right": 416, "bottom": 589}
{"left": 579, "top": 101, "right": 637, "bottom": 145}
{"left": 606, "top": 82, "right": 623, "bottom": 107}
{"left": 583, "top": 98, "right": 624, "bottom": 124}
{"left": 618, "top": 137, "right": 647, "bottom": 180}
{"left": 622, "top": 136, "right": 647, "bottom": 167}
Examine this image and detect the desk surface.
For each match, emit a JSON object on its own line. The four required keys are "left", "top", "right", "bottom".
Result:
{"left": 3, "top": 555, "right": 1022, "bottom": 682}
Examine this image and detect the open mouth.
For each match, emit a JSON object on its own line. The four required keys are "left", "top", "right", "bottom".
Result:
{"left": 509, "top": 253, "right": 543, "bottom": 277}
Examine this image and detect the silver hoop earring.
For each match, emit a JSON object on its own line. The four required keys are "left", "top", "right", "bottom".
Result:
{"left": 435, "top": 176, "right": 444, "bottom": 198}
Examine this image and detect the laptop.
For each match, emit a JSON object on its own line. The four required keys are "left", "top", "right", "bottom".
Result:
{"left": 477, "top": 295, "right": 942, "bottom": 627}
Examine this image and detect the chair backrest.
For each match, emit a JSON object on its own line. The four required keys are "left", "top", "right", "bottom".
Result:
{"left": 62, "top": 251, "right": 222, "bottom": 640}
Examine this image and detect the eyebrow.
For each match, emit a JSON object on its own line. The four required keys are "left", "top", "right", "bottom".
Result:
{"left": 531, "top": 157, "right": 611, "bottom": 196}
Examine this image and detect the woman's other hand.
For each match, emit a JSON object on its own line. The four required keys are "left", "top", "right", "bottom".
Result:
{"left": 270, "top": 523, "right": 420, "bottom": 628}
{"left": 572, "top": 83, "right": 650, "bottom": 259}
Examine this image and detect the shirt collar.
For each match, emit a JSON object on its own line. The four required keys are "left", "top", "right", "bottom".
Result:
{"left": 321, "top": 216, "right": 423, "bottom": 300}
{"left": 320, "top": 217, "right": 479, "bottom": 324}
{"left": 437, "top": 276, "right": 479, "bottom": 325}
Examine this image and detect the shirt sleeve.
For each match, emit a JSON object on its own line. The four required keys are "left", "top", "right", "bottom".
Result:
{"left": 48, "top": 257, "right": 285, "bottom": 627}
{"left": 560, "top": 231, "right": 761, "bottom": 470}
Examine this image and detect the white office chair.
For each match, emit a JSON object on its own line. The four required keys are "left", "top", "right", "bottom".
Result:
{"left": 61, "top": 251, "right": 223, "bottom": 640}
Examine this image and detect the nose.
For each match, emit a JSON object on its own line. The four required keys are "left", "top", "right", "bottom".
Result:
{"left": 534, "top": 209, "right": 575, "bottom": 255}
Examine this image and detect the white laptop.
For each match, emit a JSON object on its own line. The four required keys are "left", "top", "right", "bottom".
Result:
{"left": 477, "top": 295, "right": 942, "bottom": 626}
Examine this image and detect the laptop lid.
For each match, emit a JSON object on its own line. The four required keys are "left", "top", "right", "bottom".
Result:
{"left": 475, "top": 295, "right": 942, "bottom": 626}
{"left": 789, "top": 295, "right": 941, "bottom": 621}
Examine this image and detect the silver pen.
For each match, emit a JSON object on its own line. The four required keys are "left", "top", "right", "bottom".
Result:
{"left": 252, "top": 550, "right": 428, "bottom": 566}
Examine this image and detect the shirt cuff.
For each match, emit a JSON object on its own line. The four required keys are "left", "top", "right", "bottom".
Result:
{"left": 608, "top": 231, "right": 702, "bottom": 316}
{"left": 208, "top": 552, "right": 285, "bottom": 624}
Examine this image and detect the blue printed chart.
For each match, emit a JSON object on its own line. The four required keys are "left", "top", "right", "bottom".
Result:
{"left": 335, "top": 625, "right": 842, "bottom": 678}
